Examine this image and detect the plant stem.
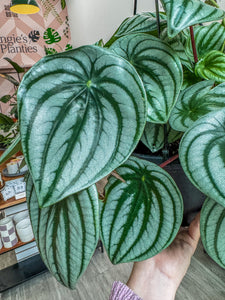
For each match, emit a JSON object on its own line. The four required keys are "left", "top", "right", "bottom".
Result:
{"left": 189, "top": 26, "right": 198, "bottom": 63}
{"left": 133, "top": 0, "right": 137, "bottom": 15}
{"left": 155, "top": 0, "right": 161, "bottom": 37}
{"left": 160, "top": 154, "right": 179, "bottom": 168}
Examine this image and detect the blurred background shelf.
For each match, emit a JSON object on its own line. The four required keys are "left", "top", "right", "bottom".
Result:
{"left": 0, "top": 238, "right": 35, "bottom": 255}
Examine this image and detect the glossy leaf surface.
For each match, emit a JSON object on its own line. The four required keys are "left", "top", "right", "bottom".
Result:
{"left": 169, "top": 81, "right": 225, "bottom": 131}
{"left": 100, "top": 156, "right": 183, "bottom": 264}
{"left": 27, "top": 175, "right": 99, "bottom": 289}
{"left": 195, "top": 50, "right": 225, "bottom": 82}
{"left": 200, "top": 198, "right": 225, "bottom": 269}
{"left": 161, "top": 0, "right": 225, "bottom": 37}
{"left": 18, "top": 45, "right": 147, "bottom": 207}
{"left": 185, "top": 23, "right": 225, "bottom": 61}
{"left": 141, "top": 122, "right": 182, "bottom": 153}
{"left": 115, "top": 12, "right": 167, "bottom": 37}
{"left": 110, "top": 34, "right": 183, "bottom": 124}
{"left": 180, "top": 109, "right": 225, "bottom": 207}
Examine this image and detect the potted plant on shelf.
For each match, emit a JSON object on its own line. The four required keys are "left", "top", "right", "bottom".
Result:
{"left": 1, "top": 0, "right": 225, "bottom": 289}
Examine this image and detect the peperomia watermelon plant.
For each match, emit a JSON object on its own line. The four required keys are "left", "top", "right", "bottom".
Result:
{"left": 2, "top": 0, "right": 225, "bottom": 289}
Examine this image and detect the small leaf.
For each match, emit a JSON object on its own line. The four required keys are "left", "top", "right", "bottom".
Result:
{"left": 61, "top": 0, "right": 66, "bottom": 9}
{"left": 0, "top": 95, "right": 12, "bottom": 103}
{"left": 100, "top": 156, "right": 183, "bottom": 264}
{"left": 27, "top": 175, "right": 99, "bottom": 289}
{"left": 195, "top": 50, "right": 225, "bottom": 82}
{"left": 4, "top": 58, "right": 25, "bottom": 73}
{"left": 141, "top": 122, "right": 182, "bottom": 153}
{"left": 0, "top": 135, "right": 22, "bottom": 165}
{"left": 179, "top": 109, "right": 225, "bottom": 207}
{"left": 0, "top": 73, "right": 19, "bottom": 86}
{"left": 169, "top": 80, "right": 225, "bottom": 131}
{"left": 18, "top": 45, "right": 147, "bottom": 207}
{"left": 161, "top": 0, "right": 225, "bottom": 37}
{"left": 0, "top": 113, "right": 14, "bottom": 125}
{"left": 185, "top": 23, "right": 225, "bottom": 61}
{"left": 110, "top": 33, "right": 183, "bottom": 124}
{"left": 200, "top": 198, "right": 225, "bottom": 269}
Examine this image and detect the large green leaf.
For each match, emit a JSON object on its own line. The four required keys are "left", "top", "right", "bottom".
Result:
{"left": 179, "top": 109, "right": 225, "bottom": 207}
{"left": 161, "top": 0, "right": 225, "bottom": 37}
{"left": 100, "top": 156, "right": 183, "bottom": 264}
{"left": 110, "top": 33, "right": 183, "bottom": 124}
{"left": 141, "top": 122, "right": 182, "bottom": 153}
{"left": 200, "top": 198, "right": 225, "bottom": 269}
{"left": 18, "top": 45, "right": 147, "bottom": 208}
{"left": 195, "top": 50, "right": 225, "bottom": 82}
{"left": 0, "top": 135, "right": 22, "bottom": 165}
{"left": 169, "top": 81, "right": 225, "bottom": 131}
{"left": 185, "top": 23, "right": 225, "bottom": 62}
{"left": 27, "top": 175, "right": 99, "bottom": 289}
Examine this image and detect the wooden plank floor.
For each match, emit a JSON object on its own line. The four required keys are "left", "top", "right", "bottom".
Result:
{"left": 1, "top": 241, "right": 225, "bottom": 300}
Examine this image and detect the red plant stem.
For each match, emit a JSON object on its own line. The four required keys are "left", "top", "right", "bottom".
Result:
{"left": 160, "top": 154, "right": 179, "bottom": 169}
{"left": 189, "top": 26, "right": 198, "bottom": 63}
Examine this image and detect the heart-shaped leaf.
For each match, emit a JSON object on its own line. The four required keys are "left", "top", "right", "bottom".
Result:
{"left": 179, "top": 109, "right": 225, "bottom": 207}
{"left": 100, "top": 156, "right": 183, "bottom": 264}
{"left": 195, "top": 50, "right": 225, "bottom": 82}
{"left": 169, "top": 81, "right": 225, "bottom": 131}
{"left": 185, "top": 23, "right": 225, "bottom": 61}
{"left": 141, "top": 122, "right": 182, "bottom": 153}
{"left": 110, "top": 33, "right": 183, "bottom": 124}
{"left": 27, "top": 175, "right": 99, "bottom": 289}
{"left": 200, "top": 198, "right": 225, "bottom": 269}
{"left": 161, "top": 0, "right": 225, "bottom": 37}
{"left": 18, "top": 45, "right": 147, "bottom": 207}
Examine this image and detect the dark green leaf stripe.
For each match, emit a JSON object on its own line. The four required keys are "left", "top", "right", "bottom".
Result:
{"left": 115, "top": 12, "right": 167, "bottom": 37}
{"left": 179, "top": 109, "right": 225, "bottom": 207}
{"left": 27, "top": 175, "right": 99, "bottom": 289}
{"left": 185, "top": 23, "right": 225, "bottom": 61}
{"left": 200, "top": 198, "right": 225, "bottom": 269}
{"left": 100, "top": 156, "right": 183, "bottom": 264}
{"left": 18, "top": 45, "right": 147, "bottom": 207}
{"left": 169, "top": 80, "right": 225, "bottom": 131}
{"left": 161, "top": 28, "right": 193, "bottom": 71}
{"left": 110, "top": 33, "right": 183, "bottom": 124}
{"left": 161, "top": 0, "right": 225, "bottom": 37}
{"left": 195, "top": 50, "right": 225, "bottom": 82}
{"left": 141, "top": 122, "right": 182, "bottom": 153}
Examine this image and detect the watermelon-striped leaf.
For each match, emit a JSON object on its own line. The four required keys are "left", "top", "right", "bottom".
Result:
{"left": 200, "top": 198, "right": 225, "bottom": 269}
{"left": 161, "top": 0, "right": 225, "bottom": 37}
{"left": 179, "top": 109, "right": 225, "bottom": 207}
{"left": 195, "top": 50, "right": 225, "bottom": 82}
{"left": 18, "top": 45, "right": 147, "bottom": 208}
{"left": 27, "top": 175, "right": 99, "bottom": 289}
{"left": 100, "top": 156, "right": 183, "bottom": 264}
{"left": 115, "top": 12, "right": 167, "bottom": 37}
{"left": 110, "top": 33, "right": 183, "bottom": 124}
{"left": 185, "top": 23, "right": 225, "bottom": 62}
{"left": 182, "top": 67, "right": 202, "bottom": 90}
{"left": 141, "top": 122, "right": 182, "bottom": 153}
{"left": 169, "top": 80, "right": 225, "bottom": 131}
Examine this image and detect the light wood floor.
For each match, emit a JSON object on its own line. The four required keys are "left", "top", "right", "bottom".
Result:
{"left": 1, "top": 241, "right": 225, "bottom": 300}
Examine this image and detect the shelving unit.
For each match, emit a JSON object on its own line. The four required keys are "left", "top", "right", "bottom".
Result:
{"left": 0, "top": 155, "right": 47, "bottom": 293}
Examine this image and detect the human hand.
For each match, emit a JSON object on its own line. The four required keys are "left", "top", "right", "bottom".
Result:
{"left": 126, "top": 212, "right": 201, "bottom": 300}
